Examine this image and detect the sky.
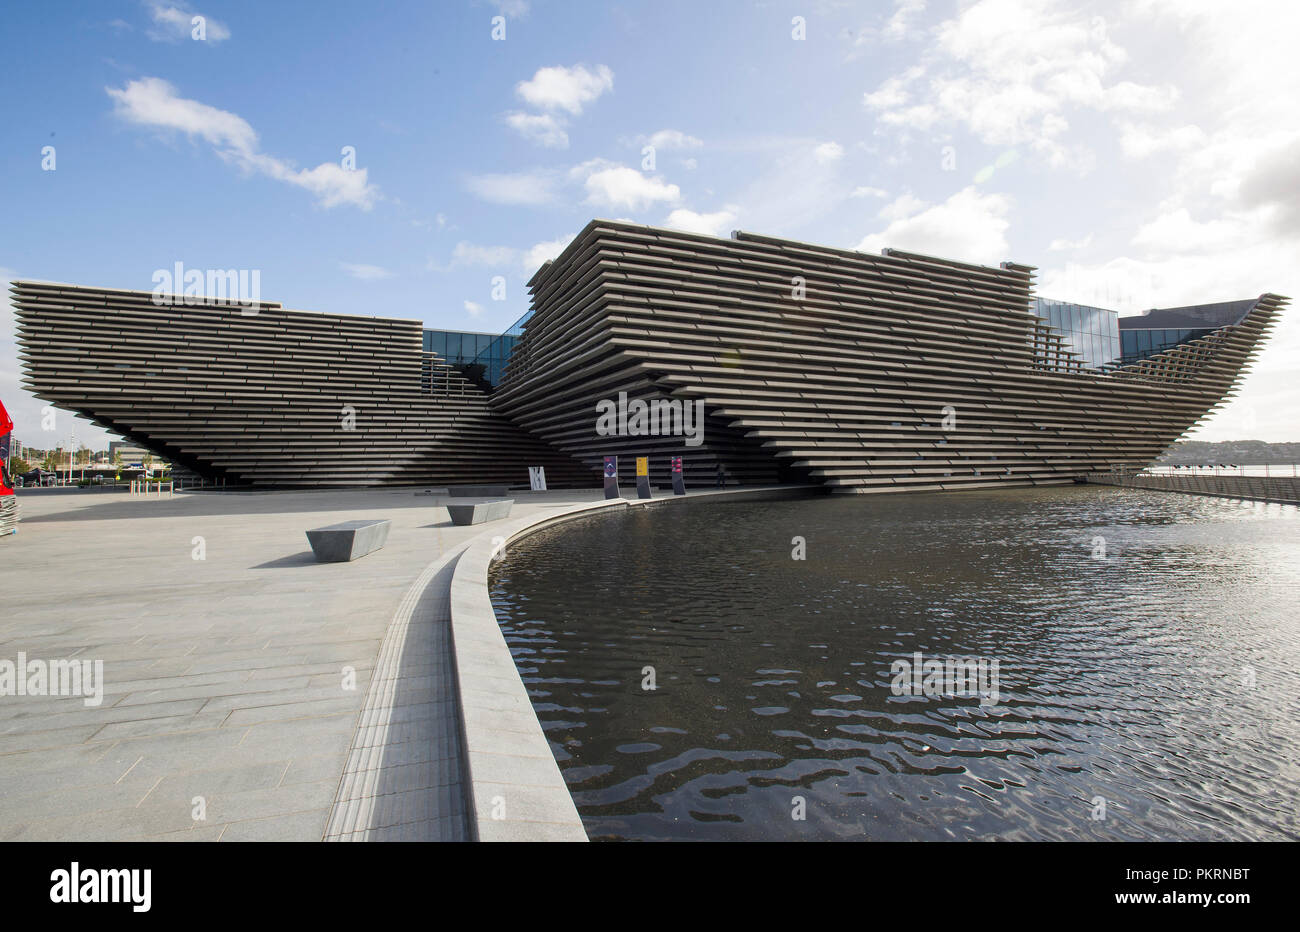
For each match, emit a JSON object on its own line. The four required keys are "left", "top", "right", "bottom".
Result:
{"left": 2, "top": 0, "right": 1297, "bottom": 451}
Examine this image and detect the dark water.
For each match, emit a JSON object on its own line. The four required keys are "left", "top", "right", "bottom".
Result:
{"left": 488, "top": 487, "right": 1300, "bottom": 841}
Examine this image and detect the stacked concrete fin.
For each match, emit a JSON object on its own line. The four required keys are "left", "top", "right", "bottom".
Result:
{"left": 492, "top": 220, "right": 1286, "bottom": 493}
{"left": 10, "top": 282, "right": 596, "bottom": 488}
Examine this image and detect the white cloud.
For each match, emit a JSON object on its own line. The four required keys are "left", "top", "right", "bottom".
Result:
{"left": 464, "top": 300, "right": 484, "bottom": 317}
{"left": 488, "top": 0, "right": 529, "bottom": 16}
{"left": 1234, "top": 134, "right": 1300, "bottom": 236}
{"left": 144, "top": 2, "right": 230, "bottom": 43}
{"left": 523, "top": 237, "right": 570, "bottom": 273}
{"left": 339, "top": 262, "right": 392, "bottom": 280}
{"left": 813, "top": 141, "right": 845, "bottom": 162}
{"left": 882, "top": 0, "right": 926, "bottom": 41}
{"left": 1118, "top": 122, "right": 1206, "bottom": 159}
{"left": 1047, "top": 234, "right": 1092, "bottom": 251}
{"left": 848, "top": 0, "right": 928, "bottom": 53}
{"left": 862, "top": 66, "right": 925, "bottom": 111}
{"left": 863, "top": 0, "right": 1177, "bottom": 168}
{"left": 464, "top": 170, "right": 558, "bottom": 206}
{"left": 106, "top": 77, "right": 378, "bottom": 209}
{"left": 1028, "top": 0, "right": 1300, "bottom": 423}
{"left": 516, "top": 64, "right": 613, "bottom": 115}
{"left": 572, "top": 160, "right": 680, "bottom": 211}
{"left": 876, "top": 193, "right": 927, "bottom": 222}
{"left": 727, "top": 137, "right": 855, "bottom": 237}
{"left": 504, "top": 111, "right": 568, "bottom": 149}
{"left": 642, "top": 129, "right": 703, "bottom": 150}
{"left": 451, "top": 242, "right": 518, "bottom": 266}
{"left": 680, "top": 157, "right": 698, "bottom": 170}
{"left": 850, "top": 185, "right": 888, "bottom": 198}
{"left": 1131, "top": 208, "right": 1241, "bottom": 255}
{"left": 856, "top": 186, "right": 1012, "bottom": 265}
{"left": 662, "top": 208, "right": 738, "bottom": 237}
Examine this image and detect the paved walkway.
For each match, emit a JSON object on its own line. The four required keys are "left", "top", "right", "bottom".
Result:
{"left": 0, "top": 486, "right": 609, "bottom": 841}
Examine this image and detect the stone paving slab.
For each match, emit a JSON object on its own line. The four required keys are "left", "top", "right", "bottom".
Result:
{"left": 0, "top": 486, "right": 612, "bottom": 840}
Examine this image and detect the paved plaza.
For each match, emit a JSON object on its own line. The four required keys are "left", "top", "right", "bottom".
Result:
{"left": 0, "top": 485, "right": 609, "bottom": 841}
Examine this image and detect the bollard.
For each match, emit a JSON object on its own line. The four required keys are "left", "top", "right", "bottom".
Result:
{"left": 635, "top": 456, "right": 651, "bottom": 499}
{"left": 603, "top": 455, "right": 620, "bottom": 499}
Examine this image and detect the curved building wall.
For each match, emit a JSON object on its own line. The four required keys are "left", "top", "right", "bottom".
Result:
{"left": 491, "top": 220, "right": 1286, "bottom": 493}
{"left": 10, "top": 281, "right": 596, "bottom": 488}
{"left": 9, "top": 222, "right": 1286, "bottom": 494}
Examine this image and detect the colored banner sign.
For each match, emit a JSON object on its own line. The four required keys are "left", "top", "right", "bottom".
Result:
{"left": 636, "top": 456, "right": 648, "bottom": 476}
{"left": 604, "top": 456, "right": 617, "bottom": 478}
{"left": 671, "top": 456, "right": 682, "bottom": 473}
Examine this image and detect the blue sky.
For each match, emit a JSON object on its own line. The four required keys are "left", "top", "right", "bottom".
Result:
{"left": 2, "top": 0, "right": 1297, "bottom": 449}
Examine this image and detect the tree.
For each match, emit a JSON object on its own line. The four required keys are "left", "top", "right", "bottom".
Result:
{"left": 10, "top": 458, "right": 31, "bottom": 475}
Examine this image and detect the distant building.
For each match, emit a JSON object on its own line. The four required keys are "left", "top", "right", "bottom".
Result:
{"left": 108, "top": 441, "right": 156, "bottom": 463}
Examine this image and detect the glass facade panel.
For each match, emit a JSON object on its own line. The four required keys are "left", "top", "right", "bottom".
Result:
{"left": 421, "top": 315, "right": 531, "bottom": 389}
{"left": 1118, "top": 325, "right": 1218, "bottom": 365}
{"left": 1031, "top": 297, "right": 1121, "bottom": 369}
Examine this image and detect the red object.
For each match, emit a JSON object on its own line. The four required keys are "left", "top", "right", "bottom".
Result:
{"left": 0, "top": 397, "right": 13, "bottom": 495}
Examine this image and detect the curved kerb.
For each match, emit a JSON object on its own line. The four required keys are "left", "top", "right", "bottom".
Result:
{"left": 325, "top": 540, "right": 475, "bottom": 841}
{"left": 449, "top": 485, "right": 821, "bottom": 842}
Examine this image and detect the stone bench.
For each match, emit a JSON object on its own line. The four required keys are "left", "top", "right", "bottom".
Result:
{"left": 445, "top": 485, "right": 509, "bottom": 498}
{"left": 445, "top": 499, "right": 514, "bottom": 526}
{"left": 305, "top": 519, "right": 391, "bottom": 562}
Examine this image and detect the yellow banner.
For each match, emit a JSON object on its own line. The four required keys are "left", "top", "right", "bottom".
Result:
{"left": 636, "top": 456, "right": 648, "bottom": 476}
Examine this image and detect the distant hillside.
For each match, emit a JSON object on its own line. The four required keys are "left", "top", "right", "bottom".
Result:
{"left": 1156, "top": 440, "right": 1300, "bottom": 465}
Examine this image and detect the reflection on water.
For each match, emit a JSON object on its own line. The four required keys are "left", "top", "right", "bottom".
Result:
{"left": 489, "top": 486, "right": 1300, "bottom": 841}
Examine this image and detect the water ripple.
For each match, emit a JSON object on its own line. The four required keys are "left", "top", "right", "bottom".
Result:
{"left": 490, "top": 486, "right": 1300, "bottom": 841}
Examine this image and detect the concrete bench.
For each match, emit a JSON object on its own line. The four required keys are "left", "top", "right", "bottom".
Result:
{"left": 445, "top": 485, "right": 509, "bottom": 498}
{"left": 305, "top": 519, "right": 391, "bottom": 562}
{"left": 445, "top": 499, "right": 514, "bottom": 526}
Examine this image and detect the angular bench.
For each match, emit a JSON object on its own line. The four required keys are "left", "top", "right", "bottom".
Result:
{"left": 445, "top": 499, "right": 514, "bottom": 526}
{"left": 305, "top": 519, "right": 391, "bottom": 562}
{"left": 445, "top": 485, "right": 509, "bottom": 498}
